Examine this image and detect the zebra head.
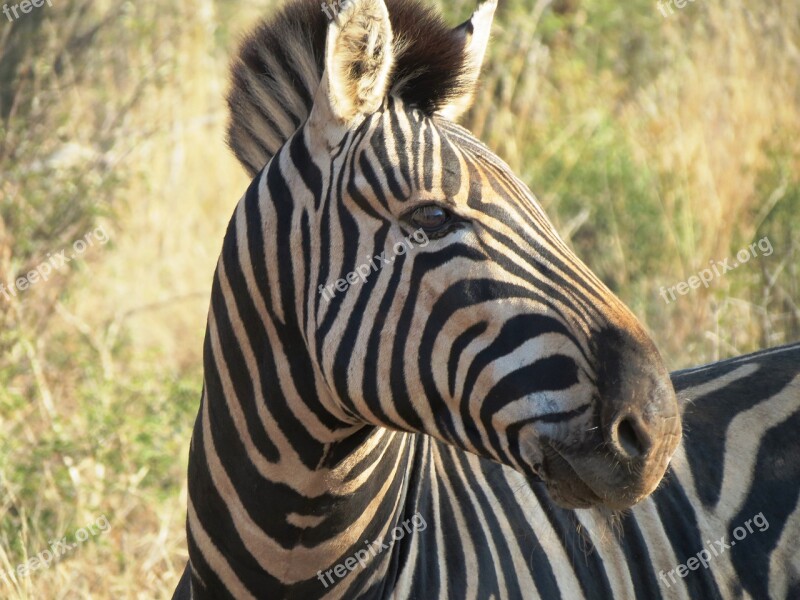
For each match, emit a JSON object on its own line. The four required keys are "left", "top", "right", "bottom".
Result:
{"left": 227, "top": 0, "right": 681, "bottom": 511}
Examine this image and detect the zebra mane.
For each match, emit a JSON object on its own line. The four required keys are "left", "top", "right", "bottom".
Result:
{"left": 227, "top": 0, "right": 472, "bottom": 175}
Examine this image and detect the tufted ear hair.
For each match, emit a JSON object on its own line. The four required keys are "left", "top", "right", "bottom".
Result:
{"left": 436, "top": 0, "right": 497, "bottom": 121}
{"left": 308, "top": 0, "right": 394, "bottom": 148}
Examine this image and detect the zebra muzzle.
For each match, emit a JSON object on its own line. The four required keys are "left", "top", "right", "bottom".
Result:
{"left": 538, "top": 435, "right": 674, "bottom": 511}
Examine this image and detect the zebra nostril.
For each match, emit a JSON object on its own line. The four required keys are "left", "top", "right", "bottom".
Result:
{"left": 612, "top": 415, "right": 651, "bottom": 460}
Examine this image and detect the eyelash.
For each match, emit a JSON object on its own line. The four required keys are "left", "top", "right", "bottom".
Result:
{"left": 403, "top": 203, "right": 466, "bottom": 238}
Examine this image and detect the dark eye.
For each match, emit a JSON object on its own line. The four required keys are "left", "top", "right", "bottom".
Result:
{"left": 410, "top": 204, "right": 451, "bottom": 232}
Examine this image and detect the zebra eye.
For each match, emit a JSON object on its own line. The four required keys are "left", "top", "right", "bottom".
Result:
{"left": 410, "top": 204, "right": 451, "bottom": 232}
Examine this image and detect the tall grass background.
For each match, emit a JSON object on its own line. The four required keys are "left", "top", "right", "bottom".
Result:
{"left": 0, "top": 0, "right": 797, "bottom": 597}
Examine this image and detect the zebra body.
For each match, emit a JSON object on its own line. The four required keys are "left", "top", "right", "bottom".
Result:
{"left": 176, "top": 343, "right": 800, "bottom": 599}
{"left": 174, "top": 0, "right": 800, "bottom": 597}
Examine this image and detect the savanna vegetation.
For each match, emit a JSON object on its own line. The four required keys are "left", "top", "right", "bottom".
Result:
{"left": 0, "top": 0, "right": 798, "bottom": 597}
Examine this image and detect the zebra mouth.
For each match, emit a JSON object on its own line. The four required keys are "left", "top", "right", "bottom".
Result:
{"left": 540, "top": 440, "right": 606, "bottom": 509}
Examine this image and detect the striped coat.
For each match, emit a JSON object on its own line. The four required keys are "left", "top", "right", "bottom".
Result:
{"left": 173, "top": 0, "right": 800, "bottom": 597}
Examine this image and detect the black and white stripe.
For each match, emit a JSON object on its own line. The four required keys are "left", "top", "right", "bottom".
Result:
{"left": 172, "top": 1, "right": 799, "bottom": 598}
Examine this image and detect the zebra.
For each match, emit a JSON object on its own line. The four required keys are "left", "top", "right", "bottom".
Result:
{"left": 172, "top": 0, "right": 799, "bottom": 597}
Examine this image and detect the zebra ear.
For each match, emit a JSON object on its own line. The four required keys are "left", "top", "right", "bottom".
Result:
{"left": 437, "top": 0, "right": 497, "bottom": 121}
{"left": 308, "top": 0, "right": 394, "bottom": 146}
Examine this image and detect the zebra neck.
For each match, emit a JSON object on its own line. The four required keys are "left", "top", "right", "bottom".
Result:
{"left": 190, "top": 170, "right": 436, "bottom": 586}
{"left": 190, "top": 369, "right": 422, "bottom": 585}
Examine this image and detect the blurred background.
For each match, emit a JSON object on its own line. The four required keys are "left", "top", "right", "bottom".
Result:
{"left": 0, "top": 0, "right": 798, "bottom": 597}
